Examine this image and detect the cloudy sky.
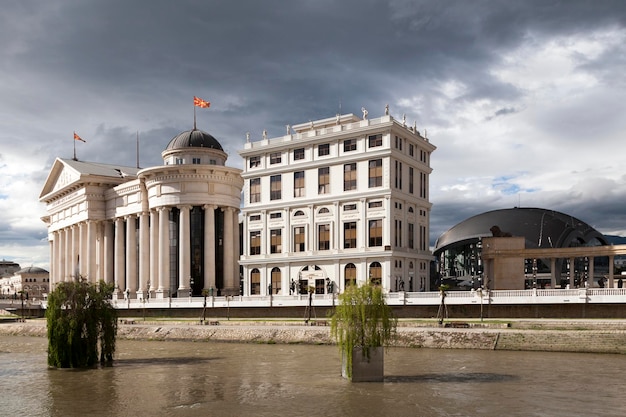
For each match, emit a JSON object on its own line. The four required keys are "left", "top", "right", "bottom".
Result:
{"left": 2, "top": 0, "right": 626, "bottom": 269}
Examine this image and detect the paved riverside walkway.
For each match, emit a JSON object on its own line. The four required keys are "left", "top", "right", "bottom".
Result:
{"left": 1, "top": 317, "right": 625, "bottom": 354}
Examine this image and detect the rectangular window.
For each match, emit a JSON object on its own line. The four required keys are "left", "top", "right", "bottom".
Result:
{"left": 368, "top": 200, "right": 383, "bottom": 209}
{"left": 294, "top": 226, "right": 305, "bottom": 252}
{"left": 344, "top": 163, "right": 357, "bottom": 191}
{"left": 192, "top": 157, "right": 201, "bottom": 164}
{"left": 409, "top": 143, "right": 414, "bottom": 157}
{"left": 369, "top": 159, "right": 382, "bottom": 188}
{"left": 394, "top": 161, "right": 403, "bottom": 190}
{"left": 395, "top": 220, "right": 402, "bottom": 247}
{"left": 250, "top": 230, "right": 261, "bottom": 255}
{"left": 368, "top": 134, "right": 382, "bottom": 148}
{"left": 270, "top": 152, "right": 282, "bottom": 164}
{"left": 343, "top": 204, "right": 357, "bottom": 211}
{"left": 318, "top": 224, "right": 330, "bottom": 250}
{"left": 369, "top": 219, "right": 382, "bottom": 247}
{"left": 270, "top": 229, "right": 282, "bottom": 254}
{"left": 294, "top": 171, "right": 305, "bottom": 197}
{"left": 343, "top": 138, "right": 357, "bottom": 152}
{"left": 249, "top": 156, "right": 260, "bottom": 168}
{"left": 250, "top": 178, "right": 261, "bottom": 203}
{"left": 249, "top": 214, "right": 261, "bottom": 222}
{"left": 409, "top": 167, "right": 414, "bottom": 194}
{"left": 344, "top": 222, "right": 357, "bottom": 249}
{"left": 269, "top": 212, "right": 282, "bottom": 219}
{"left": 318, "top": 143, "right": 330, "bottom": 156}
{"left": 408, "top": 223, "right": 415, "bottom": 249}
{"left": 176, "top": 158, "right": 183, "bottom": 165}
{"left": 294, "top": 148, "right": 305, "bottom": 160}
{"left": 270, "top": 175, "right": 282, "bottom": 200}
{"left": 318, "top": 167, "right": 330, "bottom": 194}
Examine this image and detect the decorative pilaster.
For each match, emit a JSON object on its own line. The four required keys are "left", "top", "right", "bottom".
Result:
{"left": 114, "top": 218, "right": 125, "bottom": 296}
{"left": 103, "top": 220, "right": 114, "bottom": 284}
{"left": 138, "top": 212, "right": 150, "bottom": 299}
{"left": 86, "top": 220, "right": 97, "bottom": 282}
{"left": 178, "top": 205, "right": 191, "bottom": 297}
{"left": 157, "top": 206, "right": 170, "bottom": 297}
{"left": 149, "top": 209, "right": 158, "bottom": 295}
{"left": 126, "top": 215, "right": 138, "bottom": 296}
{"left": 203, "top": 205, "right": 216, "bottom": 292}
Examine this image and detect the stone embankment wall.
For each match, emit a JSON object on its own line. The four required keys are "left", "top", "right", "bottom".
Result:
{"left": 1, "top": 319, "right": 625, "bottom": 354}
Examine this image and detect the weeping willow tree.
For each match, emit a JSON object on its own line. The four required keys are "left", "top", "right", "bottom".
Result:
{"left": 46, "top": 279, "right": 118, "bottom": 368}
{"left": 329, "top": 283, "right": 397, "bottom": 379}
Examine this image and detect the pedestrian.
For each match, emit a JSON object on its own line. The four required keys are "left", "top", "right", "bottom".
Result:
{"left": 618, "top": 278, "right": 623, "bottom": 289}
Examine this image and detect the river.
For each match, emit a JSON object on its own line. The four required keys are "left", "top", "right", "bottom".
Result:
{"left": 1, "top": 336, "right": 624, "bottom": 417}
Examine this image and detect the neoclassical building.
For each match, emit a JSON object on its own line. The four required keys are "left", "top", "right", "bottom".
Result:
{"left": 239, "top": 111, "right": 436, "bottom": 296}
{"left": 39, "top": 129, "right": 243, "bottom": 298}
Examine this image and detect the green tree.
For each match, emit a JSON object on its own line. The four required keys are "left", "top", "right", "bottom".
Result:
{"left": 329, "top": 283, "right": 397, "bottom": 379}
{"left": 46, "top": 279, "right": 118, "bottom": 368}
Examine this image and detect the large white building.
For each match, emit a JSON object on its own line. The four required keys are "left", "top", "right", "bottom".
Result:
{"left": 39, "top": 129, "right": 243, "bottom": 298}
{"left": 238, "top": 111, "right": 436, "bottom": 296}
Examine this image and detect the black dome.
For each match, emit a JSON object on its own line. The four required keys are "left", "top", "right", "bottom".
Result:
{"left": 165, "top": 129, "right": 223, "bottom": 151}
{"left": 18, "top": 266, "right": 48, "bottom": 274}
{"left": 435, "top": 207, "right": 607, "bottom": 251}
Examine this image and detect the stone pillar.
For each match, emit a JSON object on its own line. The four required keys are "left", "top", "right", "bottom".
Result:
{"left": 588, "top": 256, "right": 595, "bottom": 287}
{"left": 149, "top": 209, "right": 158, "bottom": 295}
{"left": 138, "top": 212, "right": 150, "bottom": 299}
{"left": 87, "top": 220, "right": 97, "bottom": 282}
{"left": 103, "top": 220, "right": 114, "bottom": 285}
{"left": 49, "top": 234, "right": 55, "bottom": 287}
{"left": 178, "top": 205, "right": 191, "bottom": 296}
{"left": 57, "top": 230, "right": 65, "bottom": 285}
{"left": 233, "top": 207, "right": 240, "bottom": 293}
{"left": 204, "top": 205, "right": 216, "bottom": 292}
{"left": 126, "top": 215, "right": 138, "bottom": 296}
{"left": 157, "top": 207, "right": 170, "bottom": 297}
{"left": 223, "top": 207, "right": 236, "bottom": 294}
{"left": 71, "top": 225, "right": 79, "bottom": 280}
{"left": 78, "top": 221, "right": 86, "bottom": 277}
{"left": 63, "top": 228, "right": 70, "bottom": 282}
{"left": 550, "top": 258, "right": 557, "bottom": 288}
{"left": 114, "top": 218, "right": 125, "bottom": 295}
{"left": 608, "top": 255, "right": 615, "bottom": 288}
{"left": 569, "top": 257, "right": 575, "bottom": 287}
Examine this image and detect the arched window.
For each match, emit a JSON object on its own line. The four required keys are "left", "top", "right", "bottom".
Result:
{"left": 294, "top": 210, "right": 305, "bottom": 217}
{"left": 318, "top": 207, "right": 330, "bottom": 215}
{"left": 369, "top": 262, "right": 382, "bottom": 286}
{"left": 344, "top": 263, "right": 356, "bottom": 288}
{"left": 271, "top": 267, "right": 281, "bottom": 295}
{"left": 408, "top": 207, "right": 414, "bottom": 213}
{"left": 250, "top": 268, "right": 261, "bottom": 295}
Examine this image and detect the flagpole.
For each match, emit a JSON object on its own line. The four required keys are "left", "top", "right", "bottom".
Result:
{"left": 193, "top": 104, "right": 197, "bottom": 130}
{"left": 73, "top": 132, "right": 77, "bottom": 161}
{"left": 136, "top": 131, "right": 140, "bottom": 168}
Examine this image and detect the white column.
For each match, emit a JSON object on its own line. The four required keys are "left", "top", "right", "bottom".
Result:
{"left": 71, "top": 225, "right": 79, "bottom": 280}
{"left": 57, "top": 230, "right": 65, "bottom": 285}
{"left": 138, "top": 212, "right": 150, "bottom": 298}
{"left": 103, "top": 220, "right": 114, "bottom": 285}
{"left": 49, "top": 234, "right": 55, "bottom": 287}
{"left": 204, "top": 205, "right": 216, "bottom": 292}
{"left": 158, "top": 207, "right": 170, "bottom": 297}
{"left": 588, "top": 257, "right": 595, "bottom": 287}
{"left": 79, "top": 221, "right": 87, "bottom": 277}
{"left": 63, "top": 228, "right": 70, "bottom": 282}
{"left": 149, "top": 209, "right": 158, "bottom": 295}
{"left": 87, "top": 220, "right": 96, "bottom": 282}
{"left": 114, "top": 218, "right": 125, "bottom": 295}
{"left": 126, "top": 215, "right": 137, "bottom": 296}
{"left": 359, "top": 198, "right": 367, "bottom": 249}
{"left": 233, "top": 207, "right": 240, "bottom": 293}
{"left": 223, "top": 207, "right": 235, "bottom": 294}
{"left": 178, "top": 205, "right": 191, "bottom": 296}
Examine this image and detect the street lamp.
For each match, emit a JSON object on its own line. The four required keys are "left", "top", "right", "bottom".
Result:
{"left": 189, "top": 277, "right": 194, "bottom": 298}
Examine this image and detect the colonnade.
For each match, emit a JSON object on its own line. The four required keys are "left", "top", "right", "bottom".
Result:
{"left": 48, "top": 205, "right": 240, "bottom": 298}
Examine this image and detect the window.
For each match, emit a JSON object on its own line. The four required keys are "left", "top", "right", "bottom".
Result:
{"left": 271, "top": 267, "right": 281, "bottom": 294}
{"left": 318, "top": 167, "right": 330, "bottom": 194}
{"left": 294, "top": 210, "right": 305, "bottom": 217}
{"left": 343, "top": 138, "right": 357, "bottom": 152}
{"left": 318, "top": 224, "right": 330, "bottom": 250}
{"left": 270, "top": 175, "right": 281, "bottom": 200}
{"left": 345, "top": 263, "right": 356, "bottom": 287}
{"left": 176, "top": 158, "right": 183, "bottom": 165}
{"left": 250, "top": 178, "right": 261, "bottom": 203}
{"left": 249, "top": 214, "right": 261, "bottom": 222}
{"left": 192, "top": 157, "right": 201, "bottom": 164}
{"left": 369, "top": 219, "right": 382, "bottom": 247}
{"left": 408, "top": 223, "right": 415, "bottom": 249}
{"left": 294, "top": 227, "right": 305, "bottom": 252}
{"left": 249, "top": 156, "right": 260, "bottom": 168}
{"left": 344, "top": 163, "right": 357, "bottom": 191}
{"left": 318, "top": 143, "right": 330, "bottom": 156}
{"left": 368, "top": 200, "right": 383, "bottom": 209}
{"left": 369, "top": 159, "right": 382, "bottom": 187}
{"left": 368, "top": 134, "right": 382, "bottom": 148}
{"left": 395, "top": 220, "right": 402, "bottom": 247}
{"left": 420, "top": 225, "right": 427, "bottom": 251}
{"left": 270, "top": 152, "right": 282, "bottom": 164}
{"left": 369, "top": 262, "right": 382, "bottom": 286}
{"left": 344, "top": 222, "right": 357, "bottom": 249}
{"left": 250, "top": 231, "right": 261, "bottom": 255}
{"left": 409, "top": 167, "right": 414, "bottom": 194}
{"left": 270, "top": 229, "right": 282, "bottom": 254}
{"left": 420, "top": 172, "right": 427, "bottom": 198}
{"left": 394, "top": 160, "right": 403, "bottom": 189}
{"left": 269, "top": 212, "right": 282, "bottom": 219}
{"left": 318, "top": 207, "right": 330, "bottom": 214}
{"left": 343, "top": 203, "right": 357, "bottom": 211}
{"left": 250, "top": 269, "right": 260, "bottom": 295}
{"left": 294, "top": 148, "right": 305, "bottom": 160}
{"left": 409, "top": 143, "right": 414, "bottom": 157}
{"left": 294, "top": 171, "right": 305, "bottom": 197}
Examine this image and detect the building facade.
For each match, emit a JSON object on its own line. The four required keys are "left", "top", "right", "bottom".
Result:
{"left": 39, "top": 129, "right": 243, "bottom": 298}
{"left": 238, "top": 112, "right": 436, "bottom": 296}
{"left": 0, "top": 266, "right": 49, "bottom": 300}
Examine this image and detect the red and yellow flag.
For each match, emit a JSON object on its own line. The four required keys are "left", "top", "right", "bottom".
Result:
{"left": 193, "top": 96, "right": 210, "bottom": 108}
{"left": 74, "top": 132, "right": 86, "bottom": 142}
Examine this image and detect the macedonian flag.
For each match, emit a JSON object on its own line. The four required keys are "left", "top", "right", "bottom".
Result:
{"left": 74, "top": 132, "right": 86, "bottom": 142}
{"left": 193, "top": 96, "right": 210, "bottom": 108}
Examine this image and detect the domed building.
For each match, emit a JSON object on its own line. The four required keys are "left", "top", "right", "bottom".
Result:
{"left": 40, "top": 128, "right": 243, "bottom": 298}
{"left": 433, "top": 208, "right": 609, "bottom": 289}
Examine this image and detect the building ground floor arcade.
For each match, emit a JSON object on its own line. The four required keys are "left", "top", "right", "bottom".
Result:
{"left": 48, "top": 204, "right": 240, "bottom": 298}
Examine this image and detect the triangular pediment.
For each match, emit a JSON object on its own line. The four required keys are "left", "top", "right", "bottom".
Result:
{"left": 39, "top": 158, "right": 82, "bottom": 201}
